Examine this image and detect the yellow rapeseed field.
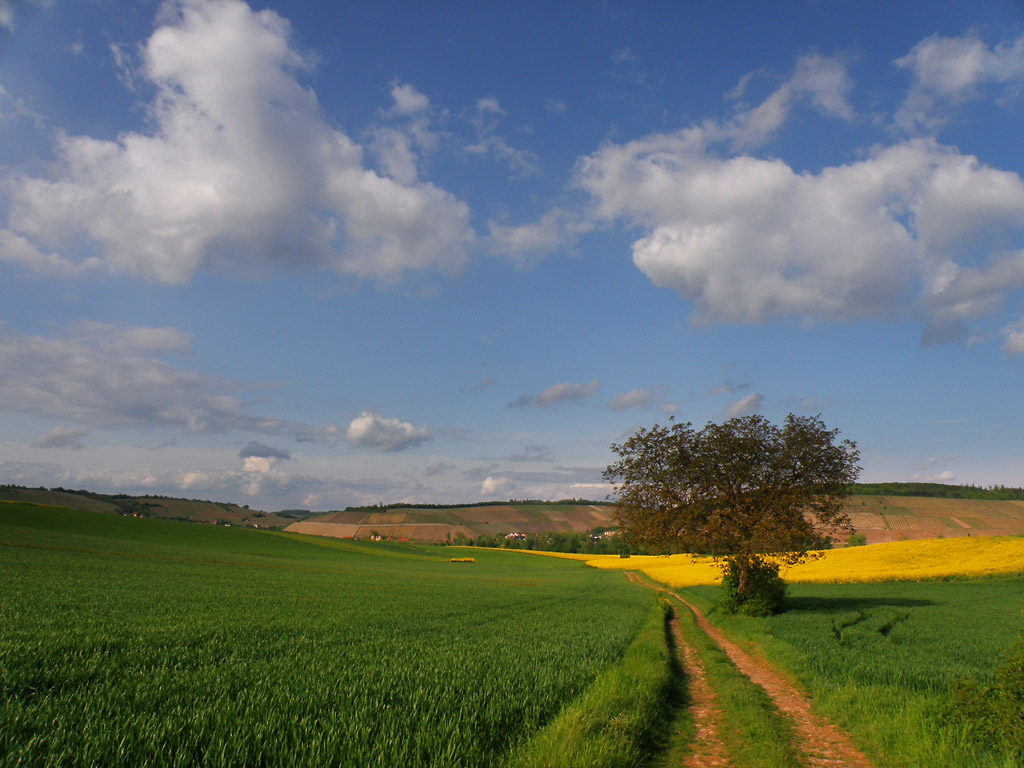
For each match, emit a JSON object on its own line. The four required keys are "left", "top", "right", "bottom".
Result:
{"left": 509, "top": 549, "right": 595, "bottom": 561}
{"left": 547, "top": 536, "right": 1024, "bottom": 587}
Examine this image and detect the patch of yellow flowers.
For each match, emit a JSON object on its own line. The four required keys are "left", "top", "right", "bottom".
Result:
{"left": 573, "top": 536, "right": 1024, "bottom": 587}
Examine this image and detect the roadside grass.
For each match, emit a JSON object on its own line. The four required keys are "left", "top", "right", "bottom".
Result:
{"left": 503, "top": 598, "right": 679, "bottom": 768}
{"left": 0, "top": 502, "right": 651, "bottom": 768}
{"left": 683, "top": 578, "right": 1024, "bottom": 768}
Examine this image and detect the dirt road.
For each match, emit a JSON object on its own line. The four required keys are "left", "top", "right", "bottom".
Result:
{"left": 627, "top": 572, "right": 876, "bottom": 768}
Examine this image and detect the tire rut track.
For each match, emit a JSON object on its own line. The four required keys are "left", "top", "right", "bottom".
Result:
{"left": 665, "top": 608, "right": 732, "bottom": 767}
{"left": 627, "top": 572, "right": 875, "bottom": 768}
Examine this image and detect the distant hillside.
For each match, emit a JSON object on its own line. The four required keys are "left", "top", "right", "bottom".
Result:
{"left": 3, "top": 483, "right": 1020, "bottom": 545}
{"left": 288, "top": 496, "right": 1023, "bottom": 546}
{"left": 0, "top": 485, "right": 303, "bottom": 529}
{"left": 842, "top": 494, "right": 1023, "bottom": 544}
{"left": 285, "top": 503, "right": 617, "bottom": 543}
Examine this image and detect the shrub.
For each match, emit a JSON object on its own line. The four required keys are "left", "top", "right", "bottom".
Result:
{"left": 948, "top": 625, "right": 1024, "bottom": 757}
{"left": 847, "top": 533, "right": 867, "bottom": 546}
{"left": 718, "top": 556, "right": 787, "bottom": 616}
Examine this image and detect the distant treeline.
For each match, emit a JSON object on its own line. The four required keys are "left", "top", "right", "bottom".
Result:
{"left": 851, "top": 482, "right": 1024, "bottom": 500}
{"left": 449, "top": 528, "right": 648, "bottom": 556}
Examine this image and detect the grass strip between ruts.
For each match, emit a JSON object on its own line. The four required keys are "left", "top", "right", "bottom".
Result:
{"left": 657, "top": 594, "right": 804, "bottom": 768}
{"left": 502, "top": 597, "right": 677, "bottom": 768}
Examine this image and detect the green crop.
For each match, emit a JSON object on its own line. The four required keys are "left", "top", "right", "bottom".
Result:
{"left": 0, "top": 503, "right": 651, "bottom": 767}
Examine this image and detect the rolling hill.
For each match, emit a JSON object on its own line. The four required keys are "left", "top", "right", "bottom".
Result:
{"left": 285, "top": 496, "right": 1024, "bottom": 544}
{"left": 0, "top": 485, "right": 306, "bottom": 529}
{"left": 3, "top": 483, "right": 1020, "bottom": 545}
{"left": 284, "top": 502, "right": 617, "bottom": 542}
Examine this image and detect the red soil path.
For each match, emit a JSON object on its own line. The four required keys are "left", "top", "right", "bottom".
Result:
{"left": 627, "top": 572, "right": 876, "bottom": 768}
{"left": 665, "top": 608, "right": 731, "bottom": 767}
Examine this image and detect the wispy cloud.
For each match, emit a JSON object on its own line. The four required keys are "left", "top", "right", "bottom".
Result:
{"left": 464, "top": 97, "right": 540, "bottom": 177}
{"left": 725, "top": 393, "right": 764, "bottom": 418}
{"left": 507, "top": 444, "right": 554, "bottom": 463}
{"left": 0, "top": 321, "right": 297, "bottom": 435}
{"left": 895, "top": 33, "right": 1024, "bottom": 132}
{"left": 30, "top": 426, "right": 89, "bottom": 450}
{"left": 608, "top": 387, "right": 676, "bottom": 414}
{"left": 508, "top": 379, "right": 600, "bottom": 408}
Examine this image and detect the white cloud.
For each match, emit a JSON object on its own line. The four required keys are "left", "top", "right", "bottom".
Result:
{"left": 240, "top": 453, "right": 291, "bottom": 497}
{"left": 390, "top": 81, "right": 430, "bottom": 115}
{"left": 476, "top": 96, "right": 504, "bottom": 114}
{"left": 509, "top": 379, "right": 600, "bottom": 408}
{"left": 895, "top": 34, "right": 1024, "bottom": 131}
{"left": 788, "top": 53, "right": 855, "bottom": 120}
{"left": 0, "top": 321, "right": 303, "bottom": 435}
{"left": 578, "top": 133, "right": 1024, "bottom": 332}
{"left": 709, "top": 379, "right": 749, "bottom": 396}
{"left": 910, "top": 456, "right": 959, "bottom": 483}
{"left": 480, "top": 475, "right": 514, "bottom": 497}
{"left": 465, "top": 97, "right": 539, "bottom": 176}
{"left": 608, "top": 387, "right": 675, "bottom": 413}
{"left": 0, "top": 83, "right": 44, "bottom": 126}
{"left": 544, "top": 98, "right": 567, "bottom": 115}
{"left": 725, "top": 393, "right": 764, "bottom": 418}
{"left": 345, "top": 411, "right": 431, "bottom": 452}
{"left": 711, "top": 53, "right": 854, "bottom": 150}
{"left": 1001, "top": 315, "right": 1024, "bottom": 357}
{"left": 368, "top": 81, "right": 442, "bottom": 185}
{"left": 0, "top": 229, "right": 91, "bottom": 277}
{"left": 567, "top": 482, "right": 612, "bottom": 496}
{"left": 30, "top": 426, "right": 89, "bottom": 450}
{"left": 0, "top": 0, "right": 49, "bottom": 31}
{"left": 5, "top": 0, "right": 473, "bottom": 284}
{"left": 487, "top": 208, "right": 588, "bottom": 267}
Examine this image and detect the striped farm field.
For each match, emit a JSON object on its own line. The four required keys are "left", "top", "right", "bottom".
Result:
{"left": 881, "top": 513, "right": 920, "bottom": 530}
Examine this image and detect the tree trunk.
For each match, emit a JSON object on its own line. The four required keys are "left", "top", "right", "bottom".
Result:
{"left": 736, "top": 557, "right": 750, "bottom": 601}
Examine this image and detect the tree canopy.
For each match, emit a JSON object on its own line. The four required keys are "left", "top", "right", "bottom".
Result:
{"left": 604, "top": 413, "right": 860, "bottom": 612}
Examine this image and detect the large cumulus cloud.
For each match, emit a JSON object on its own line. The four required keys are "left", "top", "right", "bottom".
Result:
{"left": 577, "top": 132, "right": 1024, "bottom": 341}
{"left": 2, "top": 0, "right": 473, "bottom": 284}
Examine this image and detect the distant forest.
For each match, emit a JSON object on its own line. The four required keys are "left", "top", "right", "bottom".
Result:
{"left": 851, "top": 482, "right": 1024, "bottom": 500}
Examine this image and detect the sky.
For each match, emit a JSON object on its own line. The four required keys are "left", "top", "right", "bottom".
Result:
{"left": 1, "top": 0, "right": 1023, "bottom": 511}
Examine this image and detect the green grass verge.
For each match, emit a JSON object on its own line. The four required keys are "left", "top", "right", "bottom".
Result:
{"left": 683, "top": 579, "right": 1024, "bottom": 768}
{"left": 503, "top": 598, "right": 677, "bottom": 768}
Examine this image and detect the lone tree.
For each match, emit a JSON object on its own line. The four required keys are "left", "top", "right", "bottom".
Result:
{"left": 604, "top": 413, "right": 860, "bottom": 615}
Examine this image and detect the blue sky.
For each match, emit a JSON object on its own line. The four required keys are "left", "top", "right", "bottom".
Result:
{"left": 1, "top": 0, "right": 1023, "bottom": 510}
